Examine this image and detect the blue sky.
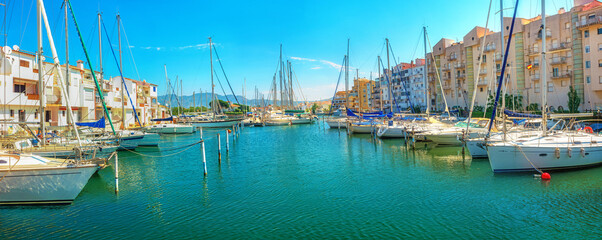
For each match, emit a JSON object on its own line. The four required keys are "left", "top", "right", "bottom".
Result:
{"left": 3, "top": 0, "right": 574, "bottom": 100}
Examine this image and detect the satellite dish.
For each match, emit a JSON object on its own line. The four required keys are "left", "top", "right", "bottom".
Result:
{"left": 12, "top": 45, "right": 19, "bottom": 51}
{"left": 2, "top": 46, "right": 12, "bottom": 55}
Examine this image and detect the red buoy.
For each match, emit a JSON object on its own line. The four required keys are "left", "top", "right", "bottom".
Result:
{"left": 541, "top": 172, "right": 551, "bottom": 180}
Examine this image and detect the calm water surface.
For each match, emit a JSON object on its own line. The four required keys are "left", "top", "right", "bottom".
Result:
{"left": 1, "top": 122, "right": 601, "bottom": 239}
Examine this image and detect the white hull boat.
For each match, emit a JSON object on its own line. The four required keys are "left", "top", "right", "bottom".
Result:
{"left": 0, "top": 154, "right": 98, "bottom": 205}
{"left": 487, "top": 133, "right": 602, "bottom": 172}
{"left": 144, "top": 124, "right": 195, "bottom": 134}
{"left": 192, "top": 119, "right": 242, "bottom": 128}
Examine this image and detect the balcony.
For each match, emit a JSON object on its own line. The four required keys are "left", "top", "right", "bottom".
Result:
{"left": 550, "top": 57, "right": 567, "bottom": 65}
{"left": 447, "top": 55, "right": 457, "bottom": 61}
{"left": 484, "top": 45, "right": 496, "bottom": 52}
{"left": 456, "top": 73, "right": 466, "bottom": 79}
{"left": 526, "top": 61, "right": 540, "bottom": 69}
{"left": 531, "top": 74, "right": 540, "bottom": 81}
{"left": 576, "top": 16, "right": 602, "bottom": 29}
{"left": 441, "top": 66, "right": 451, "bottom": 72}
{"left": 496, "top": 68, "right": 502, "bottom": 74}
{"left": 477, "top": 80, "right": 488, "bottom": 86}
{"left": 495, "top": 54, "right": 502, "bottom": 62}
{"left": 479, "top": 70, "right": 487, "bottom": 76}
{"left": 527, "top": 47, "right": 540, "bottom": 56}
{"left": 455, "top": 63, "right": 465, "bottom": 69}
{"left": 551, "top": 71, "right": 572, "bottom": 79}
{"left": 549, "top": 42, "right": 571, "bottom": 52}
{"left": 536, "top": 31, "right": 552, "bottom": 40}
{"left": 443, "top": 83, "right": 452, "bottom": 90}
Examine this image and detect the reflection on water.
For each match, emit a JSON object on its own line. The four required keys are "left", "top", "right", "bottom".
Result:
{"left": 0, "top": 122, "right": 600, "bottom": 239}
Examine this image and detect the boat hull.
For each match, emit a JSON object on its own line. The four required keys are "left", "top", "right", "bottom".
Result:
{"left": 0, "top": 165, "right": 98, "bottom": 205}
{"left": 192, "top": 119, "right": 242, "bottom": 128}
{"left": 144, "top": 125, "right": 195, "bottom": 134}
{"left": 466, "top": 140, "right": 488, "bottom": 158}
{"left": 487, "top": 144, "right": 602, "bottom": 172}
{"left": 377, "top": 127, "right": 406, "bottom": 138}
{"left": 325, "top": 119, "right": 346, "bottom": 129}
{"left": 349, "top": 124, "right": 377, "bottom": 134}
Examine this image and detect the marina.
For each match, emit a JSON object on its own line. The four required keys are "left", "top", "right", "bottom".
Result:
{"left": 1, "top": 123, "right": 600, "bottom": 238}
{"left": 0, "top": 0, "right": 601, "bottom": 238}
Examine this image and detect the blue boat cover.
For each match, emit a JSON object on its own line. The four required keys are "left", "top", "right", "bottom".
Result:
{"left": 504, "top": 109, "right": 541, "bottom": 118}
{"left": 346, "top": 109, "right": 393, "bottom": 119}
{"left": 76, "top": 117, "right": 105, "bottom": 128}
{"left": 151, "top": 116, "right": 173, "bottom": 122}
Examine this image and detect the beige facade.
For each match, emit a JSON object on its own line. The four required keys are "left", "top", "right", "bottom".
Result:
{"left": 426, "top": 0, "right": 602, "bottom": 112}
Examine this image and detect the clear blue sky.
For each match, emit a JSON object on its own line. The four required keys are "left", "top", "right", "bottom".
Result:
{"left": 3, "top": 0, "right": 574, "bottom": 100}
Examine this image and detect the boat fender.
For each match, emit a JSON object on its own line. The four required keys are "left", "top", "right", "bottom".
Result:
{"left": 567, "top": 147, "right": 571, "bottom": 158}
{"left": 580, "top": 147, "right": 585, "bottom": 158}
{"left": 584, "top": 126, "right": 593, "bottom": 134}
{"left": 554, "top": 147, "right": 560, "bottom": 159}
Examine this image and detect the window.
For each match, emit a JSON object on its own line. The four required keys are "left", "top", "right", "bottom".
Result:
{"left": 585, "top": 30, "right": 589, "bottom": 38}
{"left": 19, "top": 60, "right": 29, "bottom": 68}
{"left": 13, "top": 83, "right": 25, "bottom": 93}
{"left": 553, "top": 68, "right": 559, "bottom": 77}
{"left": 34, "top": 110, "right": 38, "bottom": 119}
{"left": 9, "top": 109, "right": 14, "bottom": 117}
{"left": 598, "top": 28, "right": 602, "bottom": 35}
{"left": 599, "top": 43, "right": 602, "bottom": 51}
{"left": 587, "top": 76, "right": 591, "bottom": 83}
{"left": 585, "top": 45, "right": 590, "bottom": 53}
{"left": 62, "top": 111, "right": 65, "bottom": 117}
{"left": 599, "top": 60, "right": 602, "bottom": 67}
{"left": 600, "top": 76, "right": 602, "bottom": 84}
{"left": 548, "top": 82, "right": 554, "bottom": 92}
{"left": 153, "top": 86, "right": 156, "bottom": 92}
{"left": 586, "top": 61, "right": 591, "bottom": 68}
{"left": 480, "top": 87, "right": 483, "bottom": 92}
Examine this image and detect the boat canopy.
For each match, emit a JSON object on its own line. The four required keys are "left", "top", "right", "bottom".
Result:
{"left": 151, "top": 116, "right": 173, "bottom": 122}
{"left": 75, "top": 117, "right": 105, "bottom": 128}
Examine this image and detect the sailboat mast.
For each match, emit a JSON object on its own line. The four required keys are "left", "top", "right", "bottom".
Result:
{"left": 279, "top": 44, "right": 283, "bottom": 109}
{"left": 423, "top": 27, "right": 430, "bottom": 114}
{"left": 500, "top": 0, "right": 507, "bottom": 141}
{"left": 200, "top": 88, "right": 203, "bottom": 114}
{"left": 345, "top": 39, "right": 349, "bottom": 111}
{"left": 97, "top": 13, "right": 104, "bottom": 123}
{"left": 378, "top": 56, "right": 383, "bottom": 111}
{"left": 386, "top": 38, "right": 392, "bottom": 113}
{"left": 541, "top": 0, "right": 547, "bottom": 136}
{"left": 209, "top": 37, "right": 215, "bottom": 120}
{"left": 64, "top": 0, "right": 71, "bottom": 126}
{"left": 117, "top": 13, "right": 125, "bottom": 129}
{"left": 37, "top": 0, "right": 45, "bottom": 145}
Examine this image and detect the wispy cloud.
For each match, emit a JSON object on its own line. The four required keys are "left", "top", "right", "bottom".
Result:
{"left": 310, "top": 66, "right": 321, "bottom": 70}
{"left": 178, "top": 43, "right": 212, "bottom": 50}
{"left": 290, "top": 56, "right": 316, "bottom": 62}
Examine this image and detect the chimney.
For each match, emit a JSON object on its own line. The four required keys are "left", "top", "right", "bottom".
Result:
{"left": 77, "top": 60, "right": 84, "bottom": 70}
{"left": 574, "top": 0, "right": 594, "bottom": 6}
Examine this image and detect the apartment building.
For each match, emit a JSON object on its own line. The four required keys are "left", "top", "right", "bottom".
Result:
{"left": 0, "top": 46, "right": 162, "bottom": 129}
{"left": 425, "top": 0, "right": 602, "bottom": 112}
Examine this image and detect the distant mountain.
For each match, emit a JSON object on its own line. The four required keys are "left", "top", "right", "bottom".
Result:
{"left": 158, "top": 93, "right": 310, "bottom": 108}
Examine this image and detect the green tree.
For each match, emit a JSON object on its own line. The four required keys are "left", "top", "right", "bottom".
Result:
{"left": 310, "top": 103, "right": 319, "bottom": 114}
{"left": 209, "top": 100, "right": 230, "bottom": 109}
{"left": 567, "top": 86, "right": 580, "bottom": 113}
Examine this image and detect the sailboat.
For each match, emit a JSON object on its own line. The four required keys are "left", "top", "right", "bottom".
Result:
{"left": 0, "top": 0, "right": 108, "bottom": 204}
{"left": 144, "top": 65, "right": 195, "bottom": 134}
{"left": 192, "top": 37, "right": 242, "bottom": 128}
{"left": 485, "top": 0, "right": 602, "bottom": 172}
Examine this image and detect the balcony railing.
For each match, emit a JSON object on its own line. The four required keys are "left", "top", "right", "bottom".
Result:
{"left": 536, "top": 31, "right": 552, "bottom": 40}
{"left": 479, "top": 70, "right": 487, "bottom": 76}
{"left": 495, "top": 54, "right": 502, "bottom": 62}
{"left": 447, "top": 55, "right": 457, "bottom": 61}
{"left": 576, "top": 16, "right": 602, "bottom": 29}
{"left": 551, "top": 71, "right": 572, "bottom": 79}
{"left": 549, "top": 42, "right": 571, "bottom": 51}
{"left": 526, "top": 61, "right": 540, "bottom": 69}
{"left": 456, "top": 73, "right": 466, "bottom": 79}
{"left": 484, "top": 45, "right": 496, "bottom": 52}
{"left": 550, "top": 57, "right": 567, "bottom": 65}
{"left": 455, "top": 63, "right": 465, "bottom": 68}
{"left": 531, "top": 74, "right": 540, "bottom": 81}
{"left": 527, "top": 47, "right": 540, "bottom": 56}
{"left": 477, "top": 80, "right": 488, "bottom": 86}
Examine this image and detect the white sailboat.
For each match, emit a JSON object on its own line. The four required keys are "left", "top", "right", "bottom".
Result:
{"left": 0, "top": 153, "right": 99, "bottom": 204}
{"left": 486, "top": 0, "right": 602, "bottom": 172}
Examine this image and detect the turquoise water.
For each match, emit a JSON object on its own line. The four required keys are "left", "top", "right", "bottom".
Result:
{"left": 1, "top": 122, "right": 601, "bottom": 239}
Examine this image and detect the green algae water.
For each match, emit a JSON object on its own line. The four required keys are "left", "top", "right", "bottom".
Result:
{"left": 1, "top": 122, "right": 601, "bottom": 239}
